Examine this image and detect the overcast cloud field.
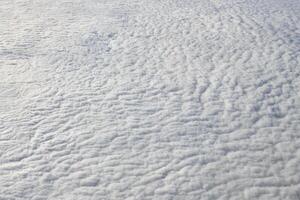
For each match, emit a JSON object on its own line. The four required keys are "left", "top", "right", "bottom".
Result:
{"left": 0, "top": 0, "right": 300, "bottom": 199}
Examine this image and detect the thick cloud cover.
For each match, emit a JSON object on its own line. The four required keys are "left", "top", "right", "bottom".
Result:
{"left": 0, "top": 0, "right": 300, "bottom": 199}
